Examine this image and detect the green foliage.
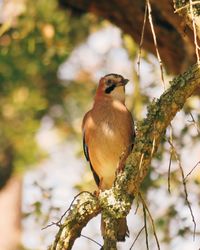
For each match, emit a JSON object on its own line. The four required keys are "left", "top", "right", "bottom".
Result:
{"left": 0, "top": 0, "right": 91, "bottom": 186}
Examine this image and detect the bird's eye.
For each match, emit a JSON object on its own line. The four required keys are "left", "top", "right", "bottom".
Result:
{"left": 107, "top": 79, "right": 112, "bottom": 85}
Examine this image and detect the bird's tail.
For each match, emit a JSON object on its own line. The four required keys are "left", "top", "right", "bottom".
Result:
{"left": 101, "top": 216, "right": 129, "bottom": 241}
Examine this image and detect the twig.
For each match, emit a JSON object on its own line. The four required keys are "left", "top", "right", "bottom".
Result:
{"left": 59, "top": 191, "right": 95, "bottom": 224}
{"left": 189, "top": 0, "right": 200, "bottom": 64}
{"left": 81, "top": 234, "right": 102, "bottom": 247}
{"left": 174, "top": 1, "right": 200, "bottom": 13}
{"left": 184, "top": 160, "right": 200, "bottom": 181}
{"left": 167, "top": 124, "right": 174, "bottom": 194}
{"left": 151, "top": 136, "right": 156, "bottom": 157}
{"left": 168, "top": 153, "right": 172, "bottom": 194}
{"left": 129, "top": 226, "right": 145, "bottom": 250}
{"left": 139, "top": 153, "right": 144, "bottom": 172}
{"left": 42, "top": 221, "right": 60, "bottom": 230}
{"left": 178, "top": 157, "right": 196, "bottom": 241}
{"left": 137, "top": 4, "right": 147, "bottom": 76}
{"left": 139, "top": 193, "right": 161, "bottom": 250}
{"left": 188, "top": 112, "right": 200, "bottom": 134}
{"left": 134, "top": 195, "right": 140, "bottom": 214}
{"left": 168, "top": 140, "right": 197, "bottom": 240}
{"left": 146, "top": 0, "right": 166, "bottom": 89}
{"left": 142, "top": 202, "right": 149, "bottom": 250}
{"left": 42, "top": 191, "right": 95, "bottom": 230}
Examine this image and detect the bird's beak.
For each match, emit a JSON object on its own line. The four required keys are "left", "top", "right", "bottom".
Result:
{"left": 118, "top": 78, "right": 129, "bottom": 87}
{"left": 123, "top": 79, "right": 129, "bottom": 85}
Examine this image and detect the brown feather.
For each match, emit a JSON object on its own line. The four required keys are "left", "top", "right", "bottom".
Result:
{"left": 83, "top": 94, "right": 134, "bottom": 190}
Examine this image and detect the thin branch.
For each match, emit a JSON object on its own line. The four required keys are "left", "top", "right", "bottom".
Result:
{"left": 81, "top": 234, "right": 102, "bottom": 247}
{"left": 168, "top": 140, "right": 197, "bottom": 240}
{"left": 174, "top": 1, "right": 200, "bottom": 13}
{"left": 137, "top": 4, "right": 147, "bottom": 76}
{"left": 50, "top": 192, "right": 101, "bottom": 250}
{"left": 146, "top": 0, "right": 166, "bottom": 89}
{"left": 134, "top": 195, "right": 140, "bottom": 214}
{"left": 58, "top": 191, "right": 96, "bottom": 224}
{"left": 42, "top": 191, "right": 95, "bottom": 230}
{"left": 174, "top": 0, "right": 200, "bottom": 44}
{"left": 167, "top": 124, "right": 174, "bottom": 194}
{"left": 142, "top": 202, "right": 149, "bottom": 250}
{"left": 129, "top": 226, "right": 145, "bottom": 250}
{"left": 151, "top": 136, "right": 156, "bottom": 157}
{"left": 178, "top": 159, "right": 196, "bottom": 241}
{"left": 139, "top": 153, "right": 144, "bottom": 172}
{"left": 188, "top": 112, "right": 200, "bottom": 134}
{"left": 184, "top": 160, "right": 200, "bottom": 181}
{"left": 42, "top": 221, "right": 60, "bottom": 231}
{"left": 168, "top": 153, "right": 172, "bottom": 194}
{"left": 139, "top": 193, "right": 161, "bottom": 250}
{"left": 189, "top": 0, "right": 200, "bottom": 64}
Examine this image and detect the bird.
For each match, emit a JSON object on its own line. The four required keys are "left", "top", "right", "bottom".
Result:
{"left": 82, "top": 73, "right": 135, "bottom": 241}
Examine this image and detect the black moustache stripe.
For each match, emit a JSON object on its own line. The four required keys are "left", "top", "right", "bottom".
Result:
{"left": 105, "top": 84, "right": 115, "bottom": 94}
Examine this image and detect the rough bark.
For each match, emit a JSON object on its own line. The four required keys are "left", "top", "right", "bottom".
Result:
{"left": 59, "top": 0, "right": 199, "bottom": 75}
{"left": 50, "top": 64, "right": 200, "bottom": 250}
{"left": 50, "top": 192, "right": 101, "bottom": 250}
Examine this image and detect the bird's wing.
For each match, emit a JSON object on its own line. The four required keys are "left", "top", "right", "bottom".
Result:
{"left": 82, "top": 130, "right": 100, "bottom": 187}
{"left": 82, "top": 111, "right": 90, "bottom": 161}
{"left": 83, "top": 132, "right": 90, "bottom": 161}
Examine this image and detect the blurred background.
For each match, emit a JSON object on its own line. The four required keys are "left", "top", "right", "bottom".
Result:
{"left": 0, "top": 0, "right": 200, "bottom": 249}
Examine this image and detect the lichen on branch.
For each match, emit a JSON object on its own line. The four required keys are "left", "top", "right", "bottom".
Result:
{"left": 50, "top": 192, "right": 100, "bottom": 250}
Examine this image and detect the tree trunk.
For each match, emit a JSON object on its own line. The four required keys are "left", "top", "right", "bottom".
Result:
{"left": 59, "top": 0, "right": 198, "bottom": 75}
{"left": 0, "top": 176, "right": 22, "bottom": 250}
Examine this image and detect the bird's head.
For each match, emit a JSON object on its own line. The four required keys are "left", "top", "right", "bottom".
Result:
{"left": 96, "top": 73, "right": 129, "bottom": 102}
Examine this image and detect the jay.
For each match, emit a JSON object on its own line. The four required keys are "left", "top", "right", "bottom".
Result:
{"left": 82, "top": 73, "right": 135, "bottom": 241}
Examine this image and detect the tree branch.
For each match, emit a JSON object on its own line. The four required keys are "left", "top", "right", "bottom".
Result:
{"left": 174, "top": 0, "right": 200, "bottom": 63}
{"left": 50, "top": 64, "right": 200, "bottom": 249}
{"left": 174, "top": 0, "right": 200, "bottom": 40}
{"left": 49, "top": 192, "right": 100, "bottom": 250}
{"left": 101, "top": 212, "right": 118, "bottom": 250}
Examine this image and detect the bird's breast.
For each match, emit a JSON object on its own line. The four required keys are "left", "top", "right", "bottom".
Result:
{"left": 89, "top": 103, "right": 131, "bottom": 160}
{"left": 83, "top": 100, "right": 134, "bottom": 189}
